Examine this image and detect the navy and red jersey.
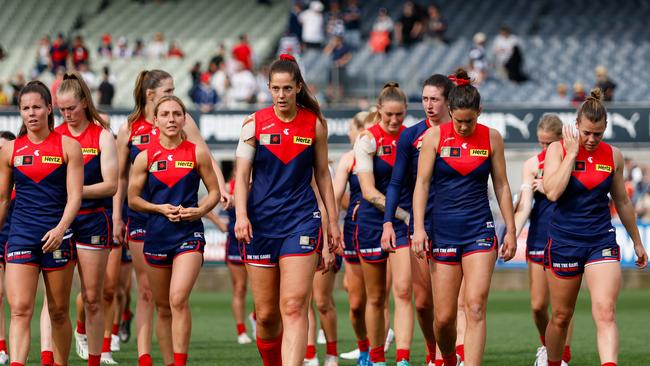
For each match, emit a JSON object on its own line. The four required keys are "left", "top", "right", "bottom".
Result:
{"left": 127, "top": 117, "right": 159, "bottom": 222}
{"left": 144, "top": 140, "right": 204, "bottom": 248}
{"left": 9, "top": 132, "right": 68, "bottom": 245}
{"left": 527, "top": 149, "right": 555, "bottom": 248}
{"left": 356, "top": 123, "right": 409, "bottom": 230}
{"left": 384, "top": 118, "right": 439, "bottom": 236}
{"left": 344, "top": 159, "right": 361, "bottom": 224}
{"left": 56, "top": 122, "right": 104, "bottom": 210}
{"left": 226, "top": 179, "right": 236, "bottom": 232}
{"left": 432, "top": 122, "right": 495, "bottom": 245}
{"left": 549, "top": 141, "right": 616, "bottom": 246}
{"left": 248, "top": 106, "right": 321, "bottom": 237}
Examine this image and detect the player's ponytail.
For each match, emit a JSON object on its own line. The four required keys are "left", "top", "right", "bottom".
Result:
{"left": 577, "top": 88, "right": 607, "bottom": 124}
{"left": 269, "top": 54, "right": 327, "bottom": 126}
{"left": 58, "top": 71, "right": 108, "bottom": 129}
{"left": 448, "top": 67, "right": 481, "bottom": 111}
{"left": 128, "top": 69, "right": 172, "bottom": 126}
{"left": 18, "top": 80, "right": 54, "bottom": 137}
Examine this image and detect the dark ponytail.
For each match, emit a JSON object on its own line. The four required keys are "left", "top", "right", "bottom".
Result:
{"left": 448, "top": 68, "right": 481, "bottom": 111}
{"left": 18, "top": 80, "right": 54, "bottom": 137}
{"left": 59, "top": 71, "right": 108, "bottom": 129}
{"left": 577, "top": 88, "right": 607, "bottom": 124}
{"left": 128, "top": 69, "right": 172, "bottom": 126}
{"left": 269, "top": 54, "right": 326, "bottom": 125}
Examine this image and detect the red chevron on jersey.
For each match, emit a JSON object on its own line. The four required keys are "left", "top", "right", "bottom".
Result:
{"left": 12, "top": 132, "right": 65, "bottom": 183}
{"left": 564, "top": 141, "right": 614, "bottom": 190}
{"left": 536, "top": 149, "right": 546, "bottom": 179}
{"left": 255, "top": 106, "right": 316, "bottom": 165}
{"left": 437, "top": 122, "right": 491, "bottom": 176}
{"left": 56, "top": 122, "right": 103, "bottom": 165}
{"left": 147, "top": 140, "right": 197, "bottom": 188}
{"left": 368, "top": 123, "right": 404, "bottom": 167}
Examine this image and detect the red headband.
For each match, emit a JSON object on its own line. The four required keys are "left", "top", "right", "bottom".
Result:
{"left": 448, "top": 75, "right": 471, "bottom": 86}
{"left": 279, "top": 53, "right": 296, "bottom": 62}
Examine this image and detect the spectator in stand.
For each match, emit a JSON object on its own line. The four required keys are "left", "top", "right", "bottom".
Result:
{"left": 491, "top": 25, "right": 519, "bottom": 79}
{"left": 98, "top": 33, "right": 113, "bottom": 58}
{"left": 209, "top": 43, "right": 227, "bottom": 68}
{"left": 255, "top": 65, "right": 272, "bottom": 105}
{"left": 97, "top": 66, "right": 115, "bottom": 107}
{"left": 325, "top": 1, "right": 346, "bottom": 40}
{"left": 78, "top": 62, "right": 98, "bottom": 90}
{"left": 425, "top": 4, "right": 448, "bottom": 43}
{"left": 369, "top": 7, "right": 394, "bottom": 53}
{"left": 168, "top": 41, "right": 185, "bottom": 58}
{"left": 50, "top": 33, "right": 69, "bottom": 71}
{"left": 229, "top": 61, "right": 257, "bottom": 106}
{"left": 50, "top": 66, "right": 65, "bottom": 107}
{"left": 0, "top": 84, "right": 9, "bottom": 107}
{"left": 148, "top": 32, "right": 167, "bottom": 58}
{"left": 571, "top": 82, "right": 586, "bottom": 105}
{"left": 211, "top": 59, "right": 230, "bottom": 106}
{"left": 504, "top": 42, "right": 528, "bottom": 82}
{"left": 277, "top": 31, "right": 302, "bottom": 58}
{"left": 132, "top": 38, "right": 145, "bottom": 57}
{"left": 9, "top": 73, "right": 26, "bottom": 106}
{"left": 191, "top": 72, "right": 218, "bottom": 113}
{"left": 189, "top": 61, "right": 202, "bottom": 92}
{"left": 34, "top": 36, "right": 51, "bottom": 76}
{"left": 343, "top": 0, "right": 362, "bottom": 49}
{"left": 71, "top": 35, "right": 90, "bottom": 69}
{"left": 232, "top": 34, "right": 253, "bottom": 70}
{"left": 636, "top": 187, "right": 650, "bottom": 223}
{"left": 395, "top": 1, "right": 424, "bottom": 47}
{"left": 469, "top": 32, "right": 487, "bottom": 74}
{"left": 550, "top": 83, "right": 570, "bottom": 105}
{"left": 288, "top": 3, "right": 303, "bottom": 40}
{"left": 114, "top": 36, "right": 132, "bottom": 58}
{"left": 595, "top": 65, "right": 617, "bottom": 102}
{"left": 0, "top": 43, "right": 5, "bottom": 61}
{"left": 467, "top": 59, "right": 486, "bottom": 86}
{"left": 323, "top": 34, "right": 352, "bottom": 103}
{"left": 299, "top": 1, "right": 325, "bottom": 49}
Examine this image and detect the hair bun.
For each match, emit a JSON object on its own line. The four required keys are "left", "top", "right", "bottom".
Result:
{"left": 588, "top": 88, "right": 603, "bottom": 101}
{"left": 383, "top": 81, "right": 400, "bottom": 89}
{"left": 279, "top": 53, "right": 296, "bottom": 62}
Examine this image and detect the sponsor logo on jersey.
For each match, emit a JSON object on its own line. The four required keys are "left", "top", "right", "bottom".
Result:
{"left": 175, "top": 161, "right": 195, "bottom": 169}
{"left": 13, "top": 155, "right": 33, "bottom": 166}
{"left": 293, "top": 136, "right": 312, "bottom": 145}
{"left": 574, "top": 161, "right": 586, "bottom": 172}
{"left": 42, "top": 156, "right": 63, "bottom": 164}
{"left": 149, "top": 160, "right": 167, "bottom": 172}
{"left": 377, "top": 145, "right": 393, "bottom": 156}
{"left": 536, "top": 168, "right": 544, "bottom": 179}
{"left": 476, "top": 238, "right": 494, "bottom": 247}
{"left": 602, "top": 247, "right": 619, "bottom": 258}
{"left": 596, "top": 164, "right": 612, "bottom": 173}
{"left": 313, "top": 211, "right": 321, "bottom": 219}
{"left": 440, "top": 146, "right": 461, "bottom": 158}
{"left": 194, "top": 232, "right": 204, "bottom": 239}
{"left": 91, "top": 235, "right": 101, "bottom": 245}
{"left": 52, "top": 250, "right": 62, "bottom": 259}
{"left": 470, "top": 149, "right": 489, "bottom": 157}
{"left": 132, "top": 134, "right": 150, "bottom": 145}
{"left": 486, "top": 221, "right": 494, "bottom": 228}
{"left": 260, "top": 134, "right": 281, "bottom": 145}
{"left": 81, "top": 148, "right": 98, "bottom": 155}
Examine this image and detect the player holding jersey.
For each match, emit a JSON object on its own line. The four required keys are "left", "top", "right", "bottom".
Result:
{"left": 0, "top": 81, "right": 84, "bottom": 366}
{"left": 412, "top": 69, "right": 517, "bottom": 366}
{"left": 129, "top": 95, "right": 220, "bottom": 366}
{"left": 542, "top": 89, "right": 647, "bottom": 366}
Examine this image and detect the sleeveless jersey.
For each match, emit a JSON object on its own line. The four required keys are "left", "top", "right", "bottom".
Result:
{"left": 10, "top": 132, "right": 68, "bottom": 245}
{"left": 384, "top": 119, "right": 438, "bottom": 235}
{"left": 527, "top": 149, "right": 555, "bottom": 248}
{"left": 549, "top": 141, "right": 616, "bottom": 246}
{"left": 56, "top": 122, "right": 104, "bottom": 210}
{"left": 226, "top": 179, "right": 236, "bottom": 232}
{"left": 145, "top": 140, "right": 203, "bottom": 247}
{"left": 248, "top": 106, "right": 320, "bottom": 237}
{"left": 357, "top": 123, "right": 409, "bottom": 230}
{"left": 0, "top": 190, "right": 15, "bottom": 245}
{"left": 345, "top": 158, "right": 361, "bottom": 224}
{"left": 127, "top": 117, "right": 159, "bottom": 222}
{"left": 432, "top": 122, "right": 494, "bottom": 244}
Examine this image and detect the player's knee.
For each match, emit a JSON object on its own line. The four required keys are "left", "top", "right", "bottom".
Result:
{"left": 366, "top": 290, "right": 386, "bottom": 309}
{"left": 169, "top": 292, "right": 189, "bottom": 312}
{"left": 102, "top": 286, "right": 116, "bottom": 305}
{"left": 280, "top": 296, "right": 308, "bottom": 319}
{"left": 551, "top": 307, "right": 574, "bottom": 328}
{"left": 48, "top": 304, "right": 69, "bottom": 325}
{"left": 156, "top": 304, "right": 172, "bottom": 320}
{"left": 392, "top": 282, "right": 413, "bottom": 303}
{"left": 233, "top": 283, "right": 247, "bottom": 299}
{"left": 10, "top": 300, "right": 34, "bottom": 319}
{"left": 434, "top": 313, "right": 455, "bottom": 332}
{"left": 315, "top": 298, "right": 333, "bottom": 315}
{"left": 348, "top": 295, "right": 366, "bottom": 318}
{"left": 138, "top": 287, "right": 153, "bottom": 303}
{"left": 255, "top": 308, "right": 281, "bottom": 330}
{"left": 415, "top": 293, "right": 433, "bottom": 314}
{"left": 465, "top": 300, "right": 487, "bottom": 324}
{"left": 592, "top": 302, "right": 616, "bottom": 325}
{"left": 531, "top": 301, "right": 548, "bottom": 319}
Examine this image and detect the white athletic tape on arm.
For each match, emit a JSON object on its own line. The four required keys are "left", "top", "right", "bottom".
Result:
{"left": 235, "top": 120, "right": 256, "bottom": 161}
{"left": 354, "top": 135, "right": 376, "bottom": 173}
{"left": 520, "top": 183, "right": 532, "bottom": 191}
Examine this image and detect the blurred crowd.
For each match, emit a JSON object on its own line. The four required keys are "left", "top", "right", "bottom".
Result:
{"left": 624, "top": 158, "right": 650, "bottom": 223}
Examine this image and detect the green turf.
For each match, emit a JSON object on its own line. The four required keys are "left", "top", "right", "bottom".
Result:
{"left": 19, "top": 288, "right": 650, "bottom": 365}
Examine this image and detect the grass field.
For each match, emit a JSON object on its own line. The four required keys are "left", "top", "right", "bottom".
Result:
{"left": 19, "top": 288, "right": 650, "bottom": 365}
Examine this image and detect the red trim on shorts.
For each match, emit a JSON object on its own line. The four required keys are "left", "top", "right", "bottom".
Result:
{"left": 173, "top": 245, "right": 205, "bottom": 266}
{"left": 430, "top": 258, "right": 462, "bottom": 266}
{"left": 460, "top": 237, "right": 497, "bottom": 257}
{"left": 224, "top": 236, "right": 244, "bottom": 265}
{"left": 78, "top": 207, "right": 106, "bottom": 215}
{"left": 279, "top": 227, "right": 323, "bottom": 261}
{"left": 584, "top": 258, "right": 620, "bottom": 266}
{"left": 42, "top": 258, "right": 77, "bottom": 271}
{"left": 355, "top": 225, "right": 388, "bottom": 264}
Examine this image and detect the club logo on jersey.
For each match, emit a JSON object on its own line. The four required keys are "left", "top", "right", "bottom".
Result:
{"left": 149, "top": 160, "right": 167, "bottom": 172}
{"left": 13, "top": 155, "right": 33, "bottom": 166}
{"left": 52, "top": 250, "right": 62, "bottom": 259}
{"left": 486, "top": 221, "right": 494, "bottom": 228}
{"left": 132, "top": 134, "right": 150, "bottom": 145}
{"left": 574, "top": 161, "right": 586, "bottom": 172}
{"left": 313, "top": 211, "right": 321, "bottom": 219}
{"left": 596, "top": 164, "right": 612, "bottom": 173}
{"left": 602, "top": 247, "right": 619, "bottom": 257}
{"left": 377, "top": 145, "right": 393, "bottom": 156}
{"left": 536, "top": 168, "right": 544, "bottom": 179}
{"left": 42, "top": 156, "right": 63, "bottom": 164}
{"left": 470, "top": 149, "right": 489, "bottom": 157}
{"left": 175, "top": 161, "right": 195, "bottom": 169}
{"left": 260, "top": 134, "right": 281, "bottom": 145}
{"left": 440, "top": 147, "right": 461, "bottom": 158}
{"left": 293, "top": 136, "right": 313, "bottom": 145}
{"left": 81, "top": 148, "right": 98, "bottom": 156}
{"left": 299, "top": 235, "right": 317, "bottom": 248}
